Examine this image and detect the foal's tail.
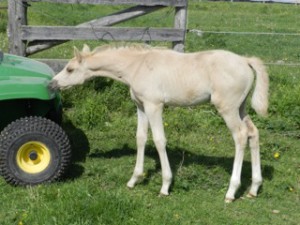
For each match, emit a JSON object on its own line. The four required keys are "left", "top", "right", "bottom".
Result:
{"left": 247, "top": 57, "right": 269, "bottom": 117}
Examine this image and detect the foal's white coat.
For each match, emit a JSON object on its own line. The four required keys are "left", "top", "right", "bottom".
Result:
{"left": 51, "top": 44, "right": 269, "bottom": 202}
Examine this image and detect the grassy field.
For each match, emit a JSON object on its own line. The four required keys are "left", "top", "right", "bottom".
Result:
{"left": 0, "top": 1, "right": 300, "bottom": 224}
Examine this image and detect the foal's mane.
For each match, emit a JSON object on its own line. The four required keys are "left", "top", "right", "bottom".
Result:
{"left": 91, "top": 43, "right": 166, "bottom": 55}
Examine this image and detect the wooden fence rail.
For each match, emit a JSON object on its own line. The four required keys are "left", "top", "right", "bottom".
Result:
{"left": 22, "top": 0, "right": 187, "bottom": 6}
{"left": 8, "top": 0, "right": 188, "bottom": 69}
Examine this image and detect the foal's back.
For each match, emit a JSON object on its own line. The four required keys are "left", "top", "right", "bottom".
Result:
{"left": 133, "top": 49, "right": 254, "bottom": 107}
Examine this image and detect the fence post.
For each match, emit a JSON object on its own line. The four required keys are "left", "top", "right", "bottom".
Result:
{"left": 8, "top": 0, "right": 28, "bottom": 56}
{"left": 173, "top": 5, "right": 187, "bottom": 52}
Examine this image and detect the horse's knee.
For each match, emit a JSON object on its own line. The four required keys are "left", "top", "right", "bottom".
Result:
{"left": 136, "top": 134, "right": 147, "bottom": 148}
{"left": 153, "top": 136, "right": 166, "bottom": 149}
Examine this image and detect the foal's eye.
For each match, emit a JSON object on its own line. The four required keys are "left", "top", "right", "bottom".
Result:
{"left": 66, "top": 67, "right": 74, "bottom": 73}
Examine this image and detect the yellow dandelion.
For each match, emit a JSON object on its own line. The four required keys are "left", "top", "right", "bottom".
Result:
{"left": 288, "top": 186, "right": 294, "bottom": 192}
{"left": 274, "top": 152, "right": 280, "bottom": 159}
{"left": 164, "top": 122, "right": 169, "bottom": 127}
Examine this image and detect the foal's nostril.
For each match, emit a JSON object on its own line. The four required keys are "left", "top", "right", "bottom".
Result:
{"left": 48, "top": 80, "right": 59, "bottom": 91}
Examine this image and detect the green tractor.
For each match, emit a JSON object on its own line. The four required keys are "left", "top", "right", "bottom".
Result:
{"left": 0, "top": 51, "right": 71, "bottom": 186}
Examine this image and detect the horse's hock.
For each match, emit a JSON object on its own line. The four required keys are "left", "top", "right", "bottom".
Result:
{"left": 8, "top": 0, "right": 188, "bottom": 72}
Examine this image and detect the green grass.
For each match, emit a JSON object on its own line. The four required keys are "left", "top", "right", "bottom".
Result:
{"left": 1, "top": 1, "right": 300, "bottom": 225}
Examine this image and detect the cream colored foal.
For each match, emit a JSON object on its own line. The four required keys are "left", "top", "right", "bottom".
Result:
{"left": 50, "top": 44, "right": 269, "bottom": 202}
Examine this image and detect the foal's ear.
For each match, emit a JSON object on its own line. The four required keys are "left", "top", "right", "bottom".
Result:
{"left": 74, "top": 46, "right": 82, "bottom": 63}
{"left": 82, "top": 44, "right": 91, "bottom": 53}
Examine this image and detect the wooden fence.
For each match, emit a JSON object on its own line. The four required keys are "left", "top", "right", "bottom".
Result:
{"left": 8, "top": 0, "right": 187, "bottom": 71}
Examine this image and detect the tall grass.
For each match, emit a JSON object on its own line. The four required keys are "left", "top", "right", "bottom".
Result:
{"left": 0, "top": 1, "right": 300, "bottom": 225}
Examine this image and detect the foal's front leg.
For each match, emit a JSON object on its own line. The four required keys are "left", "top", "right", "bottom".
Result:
{"left": 144, "top": 102, "right": 172, "bottom": 196}
{"left": 127, "top": 105, "right": 149, "bottom": 189}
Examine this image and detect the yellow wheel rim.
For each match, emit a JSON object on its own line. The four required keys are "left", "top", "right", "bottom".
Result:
{"left": 16, "top": 141, "right": 51, "bottom": 174}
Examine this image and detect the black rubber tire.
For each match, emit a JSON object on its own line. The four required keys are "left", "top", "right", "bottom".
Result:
{"left": 0, "top": 116, "right": 71, "bottom": 186}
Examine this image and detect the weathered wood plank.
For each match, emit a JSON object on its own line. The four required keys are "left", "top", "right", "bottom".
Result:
{"left": 24, "top": 0, "right": 187, "bottom": 6}
{"left": 22, "top": 26, "right": 185, "bottom": 41}
{"left": 77, "top": 5, "right": 163, "bottom": 27}
{"left": 26, "top": 5, "right": 164, "bottom": 55}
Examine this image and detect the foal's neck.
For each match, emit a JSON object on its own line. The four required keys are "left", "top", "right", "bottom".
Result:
{"left": 89, "top": 49, "right": 145, "bottom": 86}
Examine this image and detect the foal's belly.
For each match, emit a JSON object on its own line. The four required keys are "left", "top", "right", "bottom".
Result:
{"left": 164, "top": 91, "right": 211, "bottom": 106}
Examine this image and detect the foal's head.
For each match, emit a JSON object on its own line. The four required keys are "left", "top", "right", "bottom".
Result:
{"left": 50, "top": 45, "right": 92, "bottom": 90}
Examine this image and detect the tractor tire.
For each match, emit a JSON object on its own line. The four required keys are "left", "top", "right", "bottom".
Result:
{"left": 0, "top": 116, "right": 71, "bottom": 186}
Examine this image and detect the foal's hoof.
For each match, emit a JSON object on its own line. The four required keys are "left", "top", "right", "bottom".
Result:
{"left": 159, "top": 191, "right": 169, "bottom": 197}
{"left": 126, "top": 182, "right": 135, "bottom": 189}
{"left": 246, "top": 193, "right": 257, "bottom": 199}
{"left": 225, "top": 198, "right": 235, "bottom": 203}
{"left": 159, "top": 193, "right": 169, "bottom": 197}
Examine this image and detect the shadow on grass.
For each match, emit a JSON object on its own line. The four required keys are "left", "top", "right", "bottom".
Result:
{"left": 89, "top": 144, "right": 274, "bottom": 197}
{"left": 62, "top": 119, "right": 90, "bottom": 181}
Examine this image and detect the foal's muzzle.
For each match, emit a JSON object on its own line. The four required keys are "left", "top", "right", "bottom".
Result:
{"left": 48, "top": 79, "right": 59, "bottom": 91}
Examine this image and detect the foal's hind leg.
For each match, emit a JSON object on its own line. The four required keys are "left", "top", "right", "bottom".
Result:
{"left": 220, "top": 110, "right": 249, "bottom": 202}
{"left": 244, "top": 116, "right": 263, "bottom": 198}
{"left": 127, "top": 105, "right": 149, "bottom": 189}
